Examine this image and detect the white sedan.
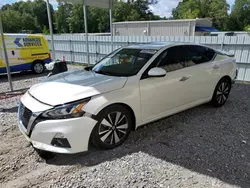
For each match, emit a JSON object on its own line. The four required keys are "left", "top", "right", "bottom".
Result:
{"left": 18, "top": 42, "right": 237, "bottom": 158}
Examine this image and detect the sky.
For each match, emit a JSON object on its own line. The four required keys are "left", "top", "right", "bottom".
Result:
{"left": 151, "top": 0, "right": 235, "bottom": 17}
{"left": 1, "top": 0, "right": 235, "bottom": 17}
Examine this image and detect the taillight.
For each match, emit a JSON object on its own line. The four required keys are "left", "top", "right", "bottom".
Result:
{"left": 48, "top": 52, "right": 51, "bottom": 59}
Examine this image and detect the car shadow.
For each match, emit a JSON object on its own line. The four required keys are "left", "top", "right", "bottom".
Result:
{"left": 43, "top": 84, "right": 250, "bottom": 188}
{"left": 0, "top": 106, "right": 18, "bottom": 113}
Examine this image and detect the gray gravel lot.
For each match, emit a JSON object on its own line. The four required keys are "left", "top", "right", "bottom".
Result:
{"left": 0, "top": 66, "right": 250, "bottom": 188}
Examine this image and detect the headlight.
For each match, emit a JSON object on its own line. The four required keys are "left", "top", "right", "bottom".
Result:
{"left": 40, "top": 98, "right": 91, "bottom": 119}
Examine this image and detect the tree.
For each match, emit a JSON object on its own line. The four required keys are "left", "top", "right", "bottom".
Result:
{"left": 64, "top": 0, "right": 161, "bottom": 33}
{"left": 67, "top": 5, "right": 85, "bottom": 33}
{"left": 209, "top": 0, "right": 230, "bottom": 30}
{"left": 226, "top": 14, "right": 239, "bottom": 31}
{"left": 21, "top": 13, "right": 40, "bottom": 32}
{"left": 87, "top": 7, "right": 109, "bottom": 33}
{"left": 1, "top": 0, "right": 55, "bottom": 33}
{"left": 172, "top": 0, "right": 200, "bottom": 19}
{"left": 228, "top": 0, "right": 250, "bottom": 31}
{"left": 1, "top": 0, "right": 163, "bottom": 33}
{"left": 244, "top": 25, "right": 250, "bottom": 33}
{"left": 42, "top": 25, "right": 50, "bottom": 35}
{"left": 55, "top": 3, "right": 73, "bottom": 33}
{"left": 172, "top": 0, "right": 229, "bottom": 30}
{"left": 1, "top": 9, "right": 22, "bottom": 33}
{"left": 113, "top": 0, "right": 159, "bottom": 22}
{"left": 32, "top": 0, "right": 55, "bottom": 32}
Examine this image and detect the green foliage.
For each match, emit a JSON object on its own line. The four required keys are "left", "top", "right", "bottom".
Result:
{"left": 1, "top": 9, "right": 22, "bottom": 33}
{"left": 21, "top": 13, "right": 40, "bottom": 32}
{"left": 113, "top": 0, "right": 160, "bottom": 22}
{"left": 172, "top": 0, "right": 250, "bottom": 31}
{"left": 3, "top": 0, "right": 250, "bottom": 33}
{"left": 244, "top": 25, "right": 250, "bottom": 35}
{"left": 55, "top": 3, "right": 72, "bottom": 33}
{"left": 1, "top": 0, "right": 163, "bottom": 34}
{"left": 67, "top": 5, "right": 85, "bottom": 33}
{"left": 42, "top": 25, "right": 50, "bottom": 35}
{"left": 229, "top": 0, "right": 250, "bottom": 31}
{"left": 1, "top": 0, "right": 54, "bottom": 33}
{"left": 172, "top": 0, "right": 229, "bottom": 30}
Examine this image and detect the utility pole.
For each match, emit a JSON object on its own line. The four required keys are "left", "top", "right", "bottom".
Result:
{"left": 0, "top": 11, "right": 13, "bottom": 92}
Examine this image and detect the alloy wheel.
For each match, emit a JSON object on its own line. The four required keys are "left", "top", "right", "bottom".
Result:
{"left": 34, "top": 63, "right": 44, "bottom": 74}
{"left": 98, "top": 111, "right": 129, "bottom": 145}
{"left": 216, "top": 81, "right": 230, "bottom": 105}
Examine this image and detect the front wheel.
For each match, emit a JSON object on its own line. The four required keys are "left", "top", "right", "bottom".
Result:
{"left": 32, "top": 61, "right": 45, "bottom": 74}
{"left": 211, "top": 78, "right": 231, "bottom": 107}
{"left": 91, "top": 105, "right": 133, "bottom": 149}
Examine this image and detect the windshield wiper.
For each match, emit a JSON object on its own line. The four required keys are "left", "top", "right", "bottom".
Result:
{"left": 93, "top": 70, "right": 111, "bottom": 76}
{"left": 93, "top": 70, "right": 128, "bottom": 77}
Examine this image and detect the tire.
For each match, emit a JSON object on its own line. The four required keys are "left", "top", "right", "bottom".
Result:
{"left": 91, "top": 104, "right": 133, "bottom": 149}
{"left": 32, "top": 60, "right": 45, "bottom": 74}
{"left": 211, "top": 77, "right": 231, "bottom": 107}
{"left": 35, "top": 148, "right": 55, "bottom": 160}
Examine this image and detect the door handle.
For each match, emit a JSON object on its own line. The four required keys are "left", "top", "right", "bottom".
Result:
{"left": 180, "top": 76, "right": 189, "bottom": 82}
{"left": 213, "top": 65, "right": 220, "bottom": 69}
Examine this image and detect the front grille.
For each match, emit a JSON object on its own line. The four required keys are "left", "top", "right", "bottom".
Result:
{"left": 20, "top": 103, "right": 32, "bottom": 129}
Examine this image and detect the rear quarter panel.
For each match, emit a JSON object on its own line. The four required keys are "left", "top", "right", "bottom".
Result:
{"left": 216, "top": 56, "right": 237, "bottom": 81}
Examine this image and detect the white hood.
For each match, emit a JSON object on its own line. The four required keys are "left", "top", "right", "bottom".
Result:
{"left": 28, "top": 69, "right": 127, "bottom": 106}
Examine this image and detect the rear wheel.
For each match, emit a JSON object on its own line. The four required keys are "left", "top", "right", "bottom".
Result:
{"left": 91, "top": 105, "right": 133, "bottom": 149}
{"left": 211, "top": 77, "right": 231, "bottom": 107}
{"left": 32, "top": 60, "right": 44, "bottom": 74}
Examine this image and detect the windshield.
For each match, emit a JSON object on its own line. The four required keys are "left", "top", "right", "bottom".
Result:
{"left": 91, "top": 48, "right": 157, "bottom": 77}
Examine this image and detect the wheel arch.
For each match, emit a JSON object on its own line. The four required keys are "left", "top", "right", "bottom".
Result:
{"left": 219, "top": 75, "right": 232, "bottom": 86}
{"left": 88, "top": 102, "right": 136, "bottom": 150}
{"left": 213, "top": 75, "right": 232, "bottom": 96}
{"left": 33, "top": 59, "right": 44, "bottom": 64}
{"left": 115, "top": 103, "right": 136, "bottom": 131}
{"left": 93, "top": 102, "right": 136, "bottom": 131}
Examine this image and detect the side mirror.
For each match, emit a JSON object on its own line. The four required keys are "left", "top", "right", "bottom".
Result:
{"left": 148, "top": 67, "right": 166, "bottom": 77}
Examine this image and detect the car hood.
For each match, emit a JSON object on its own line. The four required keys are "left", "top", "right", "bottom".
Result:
{"left": 28, "top": 69, "right": 127, "bottom": 106}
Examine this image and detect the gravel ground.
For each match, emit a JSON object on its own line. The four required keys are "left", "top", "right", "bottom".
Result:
{"left": 0, "top": 66, "right": 250, "bottom": 188}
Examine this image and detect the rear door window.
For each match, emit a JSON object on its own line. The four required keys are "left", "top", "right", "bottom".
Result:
{"left": 156, "top": 46, "right": 187, "bottom": 72}
{"left": 185, "top": 45, "right": 215, "bottom": 65}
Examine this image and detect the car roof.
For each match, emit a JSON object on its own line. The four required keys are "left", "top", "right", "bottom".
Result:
{"left": 126, "top": 42, "right": 207, "bottom": 50}
{"left": 123, "top": 42, "right": 234, "bottom": 57}
{"left": 126, "top": 42, "right": 174, "bottom": 50}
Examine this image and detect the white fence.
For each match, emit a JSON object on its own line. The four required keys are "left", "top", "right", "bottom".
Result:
{"left": 45, "top": 35, "right": 250, "bottom": 81}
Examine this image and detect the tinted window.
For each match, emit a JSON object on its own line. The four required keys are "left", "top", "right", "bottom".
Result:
{"left": 155, "top": 46, "right": 186, "bottom": 72}
{"left": 141, "top": 45, "right": 216, "bottom": 79}
{"left": 185, "top": 45, "right": 215, "bottom": 65}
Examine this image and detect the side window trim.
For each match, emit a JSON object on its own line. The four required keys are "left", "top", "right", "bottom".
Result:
{"left": 140, "top": 44, "right": 217, "bottom": 80}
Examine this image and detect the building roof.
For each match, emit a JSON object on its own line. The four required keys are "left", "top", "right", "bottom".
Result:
{"left": 113, "top": 18, "right": 212, "bottom": 25}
